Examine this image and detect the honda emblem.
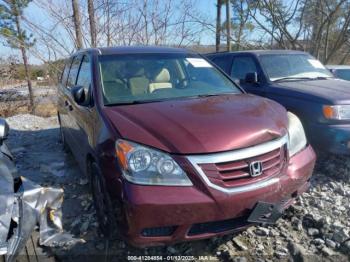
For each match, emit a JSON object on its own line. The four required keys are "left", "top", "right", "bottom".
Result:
{"left": 249, "top": 161, "right": 263, "bottom": 177}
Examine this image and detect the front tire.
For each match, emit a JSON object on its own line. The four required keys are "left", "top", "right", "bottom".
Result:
{"left": 90, "top": 162, "right": 118, "bottom": 239}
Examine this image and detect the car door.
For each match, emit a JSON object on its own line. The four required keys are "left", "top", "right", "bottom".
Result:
{"left": 230, "top": 55, "right": 266, "bottom": 96}
{"left": 63, "top": 55, "right": 82, "bottom": 154}
{"left": 57, "top": 58, "right": 72, "bottom": 142}
{"left": 68, "top": 54, "right": 95, "bottom": 168}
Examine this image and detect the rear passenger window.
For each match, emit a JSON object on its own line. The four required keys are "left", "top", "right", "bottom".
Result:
{"left": 61, "top": 59, "right": 72, "bottom": 87}
{"left": 231, "top": 56, "right": 257, "bottom": 81}
{"left": 212, "top": 56, "right": 232, "bottom": 73}
{"left": 66, "top": 56, "right": 81, "bottom": 88}
{"left": 76, "top": 55, "right": 91, "bottom": 104}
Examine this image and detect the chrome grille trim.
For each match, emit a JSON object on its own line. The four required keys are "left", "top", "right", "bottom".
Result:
{"left": 187, "top": 134, "right": 289, "bottom": 194}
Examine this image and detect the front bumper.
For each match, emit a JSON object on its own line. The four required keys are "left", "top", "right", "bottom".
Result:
{"left": 307, "top": 123, "right": 350, "bottom": 154}
{"left": 121, "top": 145, "right": 316, "bottom": 247}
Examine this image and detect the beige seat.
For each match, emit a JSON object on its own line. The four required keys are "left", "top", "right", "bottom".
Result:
{"left": 149, "top": 68, "right": 172, "bottom": 93}
{"left": 128, "top": 66, "right": 150, "bottom": 96}
{"left": 102, "top": 68, "right": 130, "bottom": 103}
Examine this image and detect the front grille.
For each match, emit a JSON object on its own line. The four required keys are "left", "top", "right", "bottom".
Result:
{"left": 195, "top": 143, "right": 287, "bottom": 189}
{"left": 188, "top": 216, "right": 249, "bottom": 236}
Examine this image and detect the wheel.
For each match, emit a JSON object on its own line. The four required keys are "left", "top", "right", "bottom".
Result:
{"left": 90, "top": 162, "right": 119, "bottom": 239}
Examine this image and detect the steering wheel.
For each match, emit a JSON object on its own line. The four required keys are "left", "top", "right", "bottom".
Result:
{"left": 176, "top": 78, "right": 190, "bottom": 89}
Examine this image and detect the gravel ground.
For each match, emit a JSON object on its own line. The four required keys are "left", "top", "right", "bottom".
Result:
{"left": 5, "top": 114, "right": 350, "bottom": 262}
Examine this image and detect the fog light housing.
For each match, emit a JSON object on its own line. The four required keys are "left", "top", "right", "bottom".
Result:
{"left": 141, "top": 226, "right": 177, "bottom": 237}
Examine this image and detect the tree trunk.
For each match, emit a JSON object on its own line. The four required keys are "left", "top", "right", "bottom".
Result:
{"left": 310, "top": 0, "right": 322, "bottom": 58}
{"left": 71, "top": 0, "right": 83, "bottom": 49}
{"left": 20, "top": 47, "right": 34, "bottom": 113}
{"left": 104, "top": 0, "right": 111, "bottom": 46}
{"left": 12, "top": 3, "right": 34, "bottom": 112}
{"left": 226, "top": 0, "right": 231, "bottom": 51}
{"left": 87, "top": 0, "right": 97, "bottom": 47}
{"left": 216, "top": 0, "right": 221, "bottom": 52}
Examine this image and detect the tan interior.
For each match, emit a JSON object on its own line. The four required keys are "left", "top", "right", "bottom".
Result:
{"left": 149, "top": 68, "right": 172, "bottom": 93}
{"left": 129, "top": 76, "right": 150, "bottom": 95}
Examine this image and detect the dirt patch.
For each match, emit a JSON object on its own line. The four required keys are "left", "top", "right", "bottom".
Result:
{"left": 0, "top": 87, "right": 57, "bottom": 117}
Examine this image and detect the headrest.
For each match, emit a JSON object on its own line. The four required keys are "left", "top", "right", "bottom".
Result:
{"left": 154, "top": 68, "right": 170, "bottom": 83}
{"left": 125, "top": 62, "right": 145, "bottom": 78}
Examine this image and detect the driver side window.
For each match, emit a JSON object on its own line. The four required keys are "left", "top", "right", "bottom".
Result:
{"left": 76, "top": 55, "right": 92, "bottom": 105}
{"left": 231, "top": 56, "right": 257, "bottom": 81}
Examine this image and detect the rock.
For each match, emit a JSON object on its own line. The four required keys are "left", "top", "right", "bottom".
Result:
{"left": 70, "top": 217, "right": 81, "bottom": 228}
{"left": 341, "top": 240, "right": 350, "bottom": 254}
{"left": 302, "top": 214, "right": 315, "bottom": 228}
{"left": 312, "top": 238, "right": 325, "bottom": 246}
{"left": 307, "top": 228, "right": 319, "bottom": 236}
{"left": 232, "top": 237, "right": 248, "bottom": 251}
{"left": 79, "top": 178, "right": 89, "bottom": 185}
{"left": 96, "top": 243, "right": 105, "bottom": 250}
{"left": 274, "top": 246, "right": 288, "bottom": 258}
{"left": 79, "top": 220, "right": 89, "bottom": 234}
{"left": 256, "top": 244, "right": 264, "bottom": 251}
{"left": 321, "top": 247, "right": 335, "bottom": 256}
{"left": 269, "top": 228, "right": 279, "bottom": 237}
{"left": 254, "top": 227, "right": 269, "bottom": 236}
{"left": 325, "top": 239, "right": 337, "bottom": 249}
{"left": 291, "top": 217, "right": 303, "bottom": 231}
{"left": 288, "top": 241, "right": 308, "bottom": 262}
{"left": 332, "top": 228, "right": 349, "bottom": 243}
{"left": 232, "top": 257, "right": 247, "bottom": 262}
{"left": 167, "top": 246, "right": 177, "bottom": 254}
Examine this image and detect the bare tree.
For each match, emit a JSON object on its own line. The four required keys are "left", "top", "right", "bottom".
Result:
{"left": 88, "top": 0, "right": 97, "bottom": 47}
{"left": 216, "top": 0, "right": 222, "bottom": 51}
{"left": 226, "top": 0, "right": 232, "bottom": 51}
{"left": 71, "top": 0, "right": 83, "bottom": 49}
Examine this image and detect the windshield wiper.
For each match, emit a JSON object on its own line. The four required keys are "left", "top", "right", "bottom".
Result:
{"left": 105, "top": 100, "right": 162, "bottom": 106}
{"left": 314, "top": 76, "right": 333, "bottom": 80}
{"left": 273, "top": 76, "right": 333, "bottom": 82}
{"left": 193, "top": 93, "right": 236, "bottom": 98}
{"left": 273, "top": 77, "right": 315, "bottom": 82}
{"left": 105, "top": 93, "right": 237, "bottom": 106}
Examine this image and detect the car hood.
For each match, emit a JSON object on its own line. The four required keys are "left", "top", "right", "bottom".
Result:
{"left": 274, "top": 78, "right": 350, "bottom": 104}
{"left": 103, "top": 94, "right": 288, "bottom": 154}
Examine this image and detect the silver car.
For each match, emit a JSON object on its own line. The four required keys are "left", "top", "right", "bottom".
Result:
{"left": 0, "top": 118, "right": 79, "bottom": 262}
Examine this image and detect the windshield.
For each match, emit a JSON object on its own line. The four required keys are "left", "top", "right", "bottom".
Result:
{"left": 335, "top": 69, "right": 350, "bottom": 81}
{"left": 259, "top": 54, "right": 333, "bottom": 81}
{"left": 98, "top": 53, "right": 240, "bottom": 105}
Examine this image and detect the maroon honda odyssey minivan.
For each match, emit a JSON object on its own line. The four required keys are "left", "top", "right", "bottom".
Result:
{"left": 57, "top": 46, "right": 316, "bottom": 247}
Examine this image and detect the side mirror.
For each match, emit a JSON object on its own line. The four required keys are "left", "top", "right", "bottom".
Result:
{"left": 0, "top": 118, "right": 9, "bottom": 144}
{"left": 245, "top": 72, "right": 258, "bottom": 84}
{"left": 71, "top": 85, "right": 86, "bottom": 105}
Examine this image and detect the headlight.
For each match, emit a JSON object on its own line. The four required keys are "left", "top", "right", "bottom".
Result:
{"left": 323, "top": 105, "right": 350, "bottom": 120}
{"left": 288, "top": 112, "right": 307, "bottom": 156}
{"left": 115, "top": 139, "right": 192, "bottom": 186}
